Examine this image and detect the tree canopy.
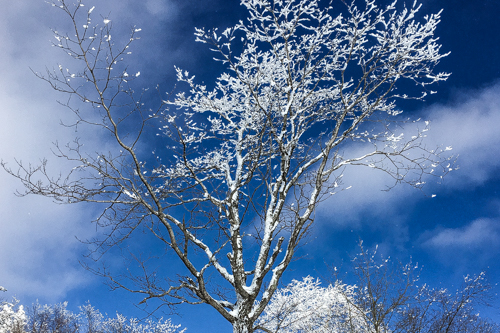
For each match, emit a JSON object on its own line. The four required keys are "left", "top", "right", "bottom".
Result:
{"left": 2, "top": 0, "right": 454, "bottom": 332}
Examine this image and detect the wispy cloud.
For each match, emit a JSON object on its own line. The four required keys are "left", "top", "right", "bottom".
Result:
{"left": 317, "top": 82, "right": 500, "bottom": 227}
{"left": 422, "top": 83, "right": 500, "bottom": 187}
{"left": 0, "top": 1, "right": 108, "bottom": 304}
{"left": 0, "top": 194, "right": 95, "bottom": 302}
{"left": 0, "top": 0, "right": 197, "bottom": 305}
{"left": 418, "top": 217, "right": 500, "bottom": 274}
{"left": 312, "top": 83, "right": 500, "bottom": 272}
{"left": 422, "top": 218, "right": 500, "bottom": 248}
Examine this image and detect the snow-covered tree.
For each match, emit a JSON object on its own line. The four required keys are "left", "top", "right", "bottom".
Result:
{"left": 345, "top": 247, "right": 499, "bottom": 333}
{"left": 257, "top": 277, "right": 371, "bottom": 333}
{"left": 27, "top": 302, "right": 79, "bottom": 333}
{"left": 0, "top": 298, "right": 27, "bottom": 333}
{"left": 27, "top": 302, "right": 185, "bottom": 333}
{"left": 258, "top": 249, "right": 499, "bottom": 333}
{"left": 3, "top": 0, "right": 452, "bottom": 332}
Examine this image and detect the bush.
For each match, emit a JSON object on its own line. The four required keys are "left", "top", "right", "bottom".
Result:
{"left": 1, "top": 300, "right": 184, "bottom": 333}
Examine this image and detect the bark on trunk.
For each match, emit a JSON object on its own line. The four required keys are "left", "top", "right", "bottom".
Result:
{"left": 233, "top": 320, "right": 254, "bottom": 333}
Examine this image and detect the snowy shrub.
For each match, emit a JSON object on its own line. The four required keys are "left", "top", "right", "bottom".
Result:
{"left": 257, "top": 249, "right": 499, "bottom": 333}
{"left": 27, "top": 302, "right": 79, "bottom": 333}
{"left": 26, "top": 302, "right": 185, "bottom": 333}
{"left": 257, "top": 277, "right": 371, "bottom": 333}
{"left": 1, "top": 293, "right": 184, "bottom": 333}
{"left": 0, "top": 298, "right": 27, "bottom": 333}
{"left": 79, "top": 303, "right": 186, "bottom": 333}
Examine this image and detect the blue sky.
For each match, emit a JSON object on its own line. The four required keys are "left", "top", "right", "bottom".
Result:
{"left": 1, "top": 0, "right": 500, "bottom": 331}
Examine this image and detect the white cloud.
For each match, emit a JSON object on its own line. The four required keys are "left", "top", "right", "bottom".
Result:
{"left": 0, "top": 193, "right": 95, "bottom": 301}
{"left": 422, "top": 218, "right": 500, "bottom": 249}
{"left": 0, "top": 0, "right": 191, "bottom": 306}
{"left": 0, "top": 0, "right": 101, "bottom": 304}
{"left": 317, "top": 83, "right": 500, "bottom": 231}
{"left": 0, "top": 0, "right": 189, "bottom": 305}
{"left": 423, "top": 84, "right": 500, "bottom": 187}
{"left": 146, "top": 0, "right": 178, "bottom": 17}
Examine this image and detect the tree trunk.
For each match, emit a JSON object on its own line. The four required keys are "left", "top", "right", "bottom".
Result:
{"left": 233, "top": 319, "right": 254, "bottom": 333}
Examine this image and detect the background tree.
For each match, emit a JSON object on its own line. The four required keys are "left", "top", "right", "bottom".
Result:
{"left": 26, "top": 302, "right": 185, "bottom": 333}
{"left": 0, "top": 300, "right": 184, "bottom": 333}
{"left": 0, "top": 297, "right": 27, "bottom": 333}
{"left": 2, "top": 0, "right": 452, "bottom": 332}
{"left": 257, "top": 245, "right": 499, "bottom": 333}
{"left": 256, "top": 276, "right": 370, "bottom": 332}
{"left": 27, "top": 302, "right": 79, "bottom": 333}
{"left": 346, "top": 245, "right": 498, "bottom": 333}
